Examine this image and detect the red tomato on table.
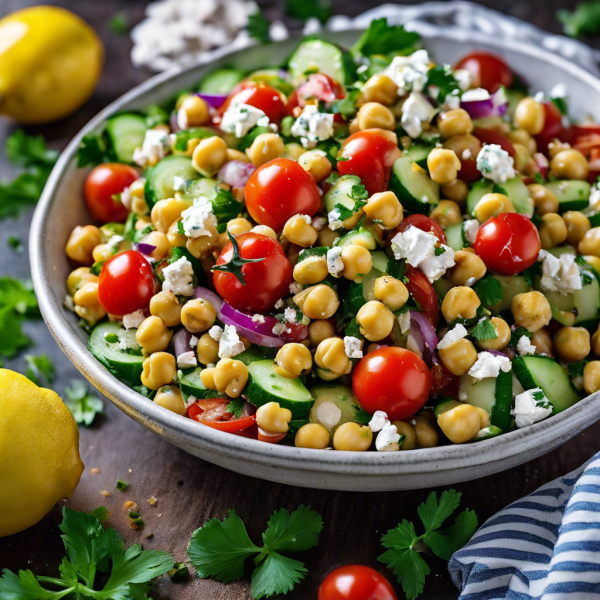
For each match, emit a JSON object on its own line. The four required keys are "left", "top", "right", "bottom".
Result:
{"left": 219, "top": 81, "right": 285, "bottom": 124}
{"left": 98, "top": 250, "right": 156, "bottom": 317}
{"left": 352, "top": 347, "right": 432, "bottom": 421}
{"left": 454, "top": 51, "right": 513, "bottom": 92}
{"left": 84, "top": 163, "right": 139, "bottom": 223}
{"left": 319, "top": 565, "right": 398, "bottom": 600}
{"left": 188, "top": 399, "right": 256, "bottom": 432}
{"left": 245, "top": 158, "right": 321, "bottom": 232}
{"left": 213, "top": 232, "right": 293, "bottom": 313}
{"left": 473, "top": 212, "right": 541, "bottom": 276}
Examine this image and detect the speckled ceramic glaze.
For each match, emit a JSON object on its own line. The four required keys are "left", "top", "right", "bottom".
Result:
{"left": 30, "top": 29, "right": 600, "bottom": 491}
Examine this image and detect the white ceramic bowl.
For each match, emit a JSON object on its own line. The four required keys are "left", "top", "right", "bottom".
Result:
{"left": 30, "top": 28, "right": 600, "bottom": 491}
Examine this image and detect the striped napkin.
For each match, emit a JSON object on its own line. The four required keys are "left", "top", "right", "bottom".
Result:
{"left": 448, "top": 452, "right": 600, "bottom": 598}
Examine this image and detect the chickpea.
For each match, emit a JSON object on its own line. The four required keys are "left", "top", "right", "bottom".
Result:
{"left": 512, "top": 143, "right": 531, "bottom": 173}
{"left": 205, "top": 358, "right": 248, "bottom": 397}
{"left": 341, "top": 245, "right": 372, "bottom": 281}
{"left": 548, "top": 139, "right": 571, "bottom": 159}
{"left": 178, "top": 95, "right": 209, "bottom": 127}
{"left": 333, "top": 422, "right": 373, "bottom": 451}
{"left": 252, "top": 225, "right": 278, "bottom": 240}
{"left": 360, "top": 73, "right": 398, "bottom": 106}
{"left": 563, "top": 211, "right": 591, "bottom": 246}
{"left": 314, "top": 337, "right": 351, "bottom": 376}
{"left": 227, "top": 217, "right": 253, "bottom": 236}
{"left": 551, "top": 149, "right": 589, "bottom": 181}
{"left": 295, "top": 423, "right": 330, "bottom": 449}
{"left": 166, "top": 220, "right": 187, "bottom": 247}
{"left": 473, "top": 193, "right": 515, "bottom": 223}
{"left": 514, "top": 97, "right": 545, "bottom": 135}
{"left": 65, "top": 225, "right": 102, "bottom": 265}
{"left": 141, "top": 352, "right": 177, "bottom": 390}
{"left": 154, "top": 385, "right": 186, "bottom": 415}
{"left": 528, "top": 328, "right": 551, "bottom": 356}
{"left": 73, "top": 281, "right": 106, "bottom": 324}
{"left": 438, "top": 338, "right": 478, "bottom": 376}
{"left": 294, "top": 255, "right": 328, "bottom": 285}
{"left": 186, "top": 225, "right": 219, "bottom": 258}
{"left": 181, "top": 298, "right": 216, "bottom": 333}
{"left": 583, "top": 361, "right": 600, "bottom": 394}
{"left": 67, "top": 267, "right": 98, "bottom": 296}
{"left": 298, "top": 149, "right": 332, "bottom": 182}
{"left": 392, "top": 420, "right": 416, "bottom": 450}
{"left": 246, "top": 133, "right": 284, "bottom": 167}
{"left": 437, "top": 404, "right": 489, "bottom": 444}
{"left": 256, "top": 402, "right": 292, "bottom": 433}
{"left": 410, "top": 415, "right": 439, "bottom": 448}
{"left": 192, "top": 136, "right": 228, "bottom": 177}
{"left": 578, "top": 227, "right": 600, "bottom": 257}
{"left": 507, "top": 129, "right": 537, "bottom": 155}
{"left": 554, "top": 327, "right": 591, "bottom": 362}
{"left": 476, "top": 317, "right": 511, "bottom": 351}
{"left": 511, "top": 291, "right": 552, "bottom": 332}
{"left": 282, "top": 142, "right": 306, "bottom": 161}
{"left": 539, "top": 213, "right": 568, "bottom": 249}
{"left": 308, "top": 320, "right": 335, "bottom": 347}
{"left": 450, "top": 251, "right": 487, "bottom": 286}
{"left": 441, "top": 287, "right": 480, "bottom": 322}
{"left": 374, "top": 276, "right": 408, "bottom": 311}
{"left": 528, "top": 184, "right": 559, "bottom": 215}
{"left": 294, "top": 284, "right": 339, "bottom": 320}
{"left": 440, "top": 180, "right": 469, "bottom": 206}
{"left": 356, "top": 300, "right": 395, "bottom": 341}
{"left": 136, "top": 316, "right": 173, "bottom": 354}
{"left": 356, "top": 102, "right": 396, "bottom": 131}
{"left": 275, "top": 343, "right": 313, "bottom": 378}
{"left": 585, "top": 255, "right": 600, "bottom": 274}
{"left": 149, "top": 291, "right": 182, "bottom": 327}
{"left": 363, "top": 191, "right": 403, "bottom": 229}
{"left": 151, "top": 198, "right": 190, "bottom": 233}
{"left": 317, "top": 227, "right": 340, "bottom": 247}
{"left": 226, "top": 148, "right": 250, "bottom": 163}
{"left": 438, "top": 109, "right": 474, "bottom": 139}
{"left": 442, "top": 134, "right": 481, "bottom": 163}
{"left": 283, "top": 214, "right": 318, "bottom": 247}
{"left": 427, "top": 148, "right": 462, "bottom": 184}
{"left": 139, "top": 231, "right": 170, "bottom": 261}
{"left": 430, "top": 200, "right": 463, "bottom": 228}
{"left": 92, "top": 243, "right": 113, "bottom": 263}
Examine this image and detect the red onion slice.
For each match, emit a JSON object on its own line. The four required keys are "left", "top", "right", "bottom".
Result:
{"left": 196, "top": 93, "right": 228, "bottom": 109}
{"left": 461, "top": 88, "right": 508, "bottom": 119}
{"left": 408, "top": 310, "right": 439, "bottom": 367}
{"left": 193, "top": 286, "right": 224, "bottom": 313}
{"left": 173, "top": 328, "right": 193, "bottom": 357}
{"left": 218, "top": 160, "right": 256, "bottom": 188}
{"left": 137, "top": 242, "right": 156, "bottom": 255}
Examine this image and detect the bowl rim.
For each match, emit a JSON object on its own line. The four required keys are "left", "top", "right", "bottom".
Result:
{"left": 30, "top": 27, "right": 600, "bottom": 476}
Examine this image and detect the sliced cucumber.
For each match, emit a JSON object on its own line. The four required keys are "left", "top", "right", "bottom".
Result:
{"left": 198, "top": 68, "right": 245, "bottom": 94}
{"left": 245, "top": 360, "right": 314, "bottom": 418}
{"left": 88, "top": 322, "right": 144, "bottom": 386}
{"left": 172, "top": 127, "right": 217, "bottom": 153}
{"left": 405, "top": 144, "right": 433, "bottom": 169}
{"left": 487, "top": 275, "right": 530, "bottom": 312}
{"left": 389, "top": 156, "right": 439, "bottom": 214}
{"left": 545, "top": 180, "right": 591, "bottom": 213}
{"left": 144, "top": 156, "right": 200, "bottom": 208}
{"left": 247, "top": 69, "right": 295, "bottom": 95}
{"left": 370, "top": 250, "right": 389, "bottom": 273}
{"left": 235, "top": 346, "right": 277, "bottom": 365}
{"left": 466, "top": 177, "right": 534, "bottom": 217}
{"left": 298, "top": 246, "right": 329, "bottom": 263}
{"left": 324, "top": 174, "right": 363, "bottom": 216}
{"left": 513, "top": 355, "right": 581, "bottom": 413}
{"left": 288, "top": 39, "right": 348, "bottom": 84}
{"left": 181, "top": 177, "right": 220, "bottom": 201}
{"left": 106, "top": 113, "right": 147, "bottom": 164}
{"left": 308, "top": 384, "right": 361, "bottom": 436}
{"left": 472, "top": 425, "right": 504, "bottom": 441}
{"left": 335, "top": 226, "right": 377, "bottom": 250}
{"left": 432, "top": 398, "right": 462, "bottom": 418}
{"left": 179, "top": 367, "right": 213, "bottom": 398}
{"left": 444, "top": 222, "right": 466, "bottom": 252}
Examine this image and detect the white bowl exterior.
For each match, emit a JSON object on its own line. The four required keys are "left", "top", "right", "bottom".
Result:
{"left": 30, "top": 29, "right": 600, "bottom": 491}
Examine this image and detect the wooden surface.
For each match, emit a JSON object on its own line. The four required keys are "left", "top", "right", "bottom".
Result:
{"left": 1, "top": 1, "right": 600, "bottom": 598}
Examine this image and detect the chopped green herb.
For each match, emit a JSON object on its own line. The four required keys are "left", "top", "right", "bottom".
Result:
{"left": 557, "top": 2, "right": 600, "bottom": 38}
{"left": 492, "top": 184, "right": 509, "bottom": 196}
{"left": 226, "top": 398, "right": 246, "bottom": 419}
{"left": 212, "top": 189, "right": 243, "bottom": 224}
{"left": 7, "top": 236, "right": 23, "bottom": 253}
{"left": 351, "top": 18, "right": 420, "bottom": 57}
{"left": 521, "top": 262, "right": 540, "bottom": 288}
{"left": 473, "top": 276, "right": 503, "bottom": 307}
{"left": 349, "top": 182, "right": 369, "bottom": 201}
{"left": 25, "top": 354, "right": 56, "bottom": 386}
{"left": 63, "top": 380, "right": 105, "bottom": 426}
{"left": 568, "top": 360, "right": 588, "bottom": 379}
{"left": 177, "top": 221, "right": 186, "bottom": 236}
{"left": 108, "top": 12, "right": 129, "bottom": 35}
{"left": 76, "top": 133, "right": 114, "bottom": 168}
{"left": 353, "top": 407, "right": 372, "bottom": 425}
{"left": 115, "top": 479, "right": 128, "bottom": 490}
{"left": 470, "top": 318, "right": 498, "bottom": 342}
{"left": 248, "top": 10, "right": 271, "bottom": 44}
{"left": 285, "top": 0, "right": 331, "bottom": 23}
{"left": 0, "top": 277, "right": 39, "bottom": 359}
{"left": 434, "top": 247, "right": 446, "bottom": 256}
{"left": 533, "top": 172, "right": 545, "bottom": 184}
{"left": 426, "top": 65, "right": 459, "bottom": 103}
{"left": 332, "top": 88, "right": 361, "bottom": 120}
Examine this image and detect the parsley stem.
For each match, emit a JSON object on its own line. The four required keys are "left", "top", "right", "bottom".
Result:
{"left": 254, "top": 545, "right": 270, "bottom": 566}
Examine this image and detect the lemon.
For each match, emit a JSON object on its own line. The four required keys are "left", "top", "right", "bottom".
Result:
{"left": 0, "top": 6, "right": 103, "bottom": 124}
{"left": 0, "top": 369, "right": 84, "bottom": 537}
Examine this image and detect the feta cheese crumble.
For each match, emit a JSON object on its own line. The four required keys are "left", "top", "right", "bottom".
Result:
{"left": 454, "top": 69, "right": 472, "bottom": 91}
{"left": 272, "top": 322, "right": 286, "bottom": 335}
{"left": 220, "top": 102, "right": 270, "bottom": 138}
{"left": 290, "top": 105, "right": 334, "bottom": 149}
{"left": 162, "top": 256, "right": 195, "bottom": 296}
{"left": 190, "top": 335, "right": 199, "bottom": 348}
{"left": 463, "top": 219, "right": 480, "bottom": 244}
{"left": 180, "top": 197, "right": 216, "bottom": 238}
{"left": 343, "top": 336, "right": 363, "bottom": 359}
{"left": 172, "top": 175, "right": 188, "bottom": 192}
{"left": 368, "top": 411, "right": 400, "bottom": 451}
{"left": 390, "top": 225, "right": 455, "bottom": 282}
{"left": 284, "top": 307, "right": 298, "bottom": 324}
{"left": 328, "top": 207, "right": 343, "bottom": 230}
{"left": 401, "top": 92, "right": 437, "bottom": 138}
{"left": 289, "top": 281, "right": 303, "bottom": 295}
{"left": 516, "top": 335, "right": 537, "bottom": 356}
{"left": 512, "top": 387, "right": 552, "bottom": 428}
{"left": 251, "top": 314, "right": 265, "bottom": 324}
{"left": 177, "top": 350, "right": 198, "bottom": 369}
{"left": 327, "top": 247, "right": 344, "bottom": 277}
{"left": 538, "top": 250, "right": 582, "bottom": 295}
{"left": 589, "top": 183, "right": 600, "bottom": 212}
{"left": 274, "top": 298, "right": 285, "bottom": 309}
{"left": 476, "top": 144, "right": 515, "bottom": 184}
{"left": 133, "top": 129, "right": 169, "bottom": 167}
{"left": 123, "top": 309, "right": 146, "bottom": 330}
{"left": 384, "top": 50, "right": 431, "bottom": 95}
{"left": 209, "top": 325, "right": 223, "bottom": 341}
{"left": 218, "top": 324, "right": 245, "bottom": 358}
{"left": 437, "top": 324, "right": 468, "bottom": 350}
{"left": 462, "top": 148, "right": 472, "bottom": 160}
{"left": 368, "top": 410, "right": 389, "bottom": 432}
{"left": 468, "top": 351, "right": 512, "bottom": 380}
{"left": 117, "top": 329, "right": 139, "bottom": 351}
{"left": 397, "top": 310, "right": 411, "bottom": 334}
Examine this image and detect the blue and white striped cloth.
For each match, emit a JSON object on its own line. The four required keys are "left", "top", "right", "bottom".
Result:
{"left": 449, "top": 452, "right": 600, "bottom": 599}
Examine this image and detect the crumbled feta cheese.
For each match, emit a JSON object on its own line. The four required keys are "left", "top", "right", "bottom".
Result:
{"left": 190, "top": 335, "right": 199, "bottom": 348}
{"left": 290, "top": 105, "right": 334, "bottom": 149}
{"left": 516, "top": 335, "right": 536, "bottom": 356}
{"left": 384, "top": 50, "right": 431, "bottom": 95}
{"left": 454, "top": 69, "right": 472, "bottom": 91}
{"left": 550, "top": 83, "right": 568, "bottom": 99}
{"left": 512, "top": 387, "right": 552, "bottom": 428}
{"left": 444, "top": 91, "right": 461, "bottom": 111}
{"left": 274, "top": 298, "right": 285, "bottom": 309}
{"left": 173, "top": 175, "right": 188, "bottom": 192}
{"left": 64, "top": 295, "right": 75, "bottom": 311}
{"left": 437, "top": 324, "right": 468, "bottom": 350}
{"left": 123, "top": 309, "right": 146, "bottom": 330}
{"left": 463, "top": 219, "right": 480, "bottom": 244}
{"left": 328, "top": 207, "right": 343, "bottom": 230}
{"left": 162, "top": 256, "right": 195, "bottom": 296}
{"left": 461, "top": 88, "right": 490, "bottom": 102}
{"left": 180, "top": 197, "right": 216, "bottom": 238}
{"left": 121, "top": 186, "right": 133, "bottom": 210}
{"left": 327, "top": 247, "right": 344, "bottom": 277}
{"left": 251, "top": 314, "right": 265, "bottom": 324}
{"left": 465, "top": 277, "right": 476, "bottom": 287}
{"left": 462, "top": 148, "right": 472, "bottom": 160}
{"left": 209, "top": 325, "right": 223, "bottom": 341}
{"left": 375, "top": 422, "right": 401, "bottom": 452}
{"left": 390, "top": 225, "right": 455, "bottom": 282}
{"left": 538, "top": 250, "right": 582, "bottom": 295}
{"left": 272, "top": 322, "right": 286, "bottom": 335}
{"left": 221, "top": 102, "right": 270, "bottom": 138}
{"left": 401, "top": 92, "right": 437, "bottom": 138}
{"left": 218, "top": 324, "right": 245, "bottom": 358}
{"left": 269, "top": 20, "right": 289, "bottom": 41}
{"left": 117, "top": 329, "right": 138, "bottom": 351}
{"left": 177, "top": 350, "right": 198, "bottom": 369}
{"left": 397, "top": 310, "right": 411, "bottom": 334}
{"left": 468, "top": 351, "right": 512, "bottom": 380}
{"left": 284, "top": 307, "right": 298, "bottom": 324}
{"left": 344, "top": 336, "right": 363, "bottom": 359}
{"left": 368, "top": 410, "right": 390, "bottom": 432}
{"left": 289, "top": 281, "right": 303, "bottom": 295}
{"left": 315, "top": 400, "right": 342, "bottom": 429}
{"left": 133, "top": 129, "right": 168, "bottom": 167}
{"left": 107, "top": 235, "right": 125, "bottom": 249}
{"left": 476, "top": 144, "right": 515, "bottom": 184}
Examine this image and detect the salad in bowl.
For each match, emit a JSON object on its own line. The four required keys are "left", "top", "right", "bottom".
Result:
{"left": 63, "top": 20, "right": 600, "bottom": 455}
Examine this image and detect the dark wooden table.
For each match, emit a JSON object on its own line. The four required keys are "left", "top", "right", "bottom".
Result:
{"left": 1, "top": 1, "right": 600, "bottom": 598}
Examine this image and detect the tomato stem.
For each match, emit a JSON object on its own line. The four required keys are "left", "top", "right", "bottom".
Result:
{"left": 211, "top": 232, "right": 265, "bottom": 286}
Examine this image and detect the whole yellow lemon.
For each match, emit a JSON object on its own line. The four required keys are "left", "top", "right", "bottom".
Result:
{"left": 0, "top": 369, "right": 84, "bottom": 537}
{"left": 0, "top": 6, "right": 104, "bottom": 124}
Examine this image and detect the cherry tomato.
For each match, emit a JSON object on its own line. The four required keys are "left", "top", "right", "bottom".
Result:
{"left": 84, "top": 163, "right": 139, "bottom": 223}
{"left": 454, "top": 51, "right": 513, "bottom": 93}
{"left": 219, "top": 81, "right": 285, "bottom": 124}
{"left": 257, "top": 429, "right": 287, "bottom": 443}
{"left": 297, "top": 73, "right": 345, "bottom": 104}
{"left": 213, "top": 232, "right": 293, "bottom": 313}
{"left": 473, "top": 212, "right": 541, "bottom": 276}
{"left": 98, "top": 250, "right": 156, "bottom": 316}
{"left": 319, "top": 566, "right": 397, "bottom": 600}
{"left": 188, "top": 399, "right": 256, "bottom": 432}
{"left": 338, "top": 131, "right": 400, "bottom": 195}
{"left": 405, "top": 266, "right": 440, "bottom": 328}
{"left": 389, "top": 214, "right": 446, "bottom": 245}
{"left": 352, "top": 347, "right": 432, "bottom": 421}
{"left": 472, "top": 128, "right": 516, "bottom": 157}
{"left": 245, "top": 158, "right": 321, "bottom": 232}
{"left": 430, "top": 361, "right": 456, "bottom": 395}
{"left": 534, "top": 101, "right": 563, "bottom": 155}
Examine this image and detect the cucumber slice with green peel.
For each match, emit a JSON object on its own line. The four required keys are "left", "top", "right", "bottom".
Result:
{"left": 370, "top": 250, "right": 389, "bottom": 273}
{"left": 308, "top": 384, "right": 361, "bottom": 436}
{"left": 235, "top": 346, "right": 277, "bottom": 366}
{"left": 288, "top": 39, "right": 348, "bottom": 84}
{"left": 545, "top": 180, "right": 591, "bottom": 213}
{"left": 405, "top": 144, "right": 433, "bottom": 169}
{"left": 487, "top": 274, "right": 530, "bottom": 312}
{"left": 512, "top": 355, "right": 581, "bottom": 413}
{"left": 432, "top": 398, "right": 462, "bottom": 418}
{"left": 472, "top": 425, "right": 504, "bottom": 441}
{"left": 179, "top": 367, "right": 213, "bottom": 398}
{"left": 432, "top": 276, "right": 453, "bottom": 302}
{"left": 181, "top": 177, "right": 220, "bottom": 201}
{"left": 323, "top": 174, "right": 363, "bottom": 216}
{"left": 247, "top": 69, "right": 295, "bottom": 95}
{"left": 389, "top": 156, "right": 439, "bottom": 214}
{"left": 466, "top": 177, "right": 534, "bottom": 217}
{"left": 106, "top": 113, "right": 147, "bottom": 164}
{"left": 245, "top": 360, "right": 314, "bottom": 418}
{"left": 444, "top": 222, "right": 466, "bottom": 252}
{"left": 88, "top": 322, "right": 144, "bottom": 386}
{"left": 172, "top": 127, "right": 217, "bottom": 153}
{"left": 144, "top": 155, "right": 200, "bottom": 208}
{"left": 335, "top": 227, "right": 377, "bottom": 250}
{"left": 198, "top": 68, "right": 245, "bottom": 94}
{"left": 298, "top": 246, "right": 329, "bottom": 263}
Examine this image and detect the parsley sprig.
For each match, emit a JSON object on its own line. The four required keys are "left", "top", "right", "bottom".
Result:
{"left": 379, "top": 490, "right": 477, "bottom": 600}
{"left": 557, "top": 1, "right": 600, "bottom": 38}
{"left": 187, "top": 505, "right": 323, "bottom": 599}
{"left": 472, "top": 276, "right": 503, "bottom": 307}
{"left": 211, "top": 232, "right": 266, "bottom": 286}
{"left": 64, "top": 380, "right": 105, "bottom": 426}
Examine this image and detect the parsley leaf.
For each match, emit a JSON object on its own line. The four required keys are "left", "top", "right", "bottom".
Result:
{"left": 226, "top": 398, "right": 245, "bottom": 419}
{"left": 25, "top": 354, "right": 56, "bottom": 386}
{"left": 284, "top": 0, "right": 331, "bottom": 24}
{"left": 434, "top": 247, "right": 446, "bottom": 256}
{"left": 510, "top": 326, "right": 533, "bottom": 348}
{"left": 557, "top": 2, "right": 600, "bottom": 38}
{"left": 6, "top": 130, "right": 58, "bottom": 167}
{"left": 470, "top": 318, "right": 498, "bottom": 342}
{"left": 378, "top": 490, "right": 477, "bottom": 600}
{"left": 109, "top": 12, "right": 129, "bottom": 35}
{"left": 248, "top": 10, "right": 271, "bottom": 44}
{"left": 350, "top": 183, "right": 369, "bottom": 202}
{"left": 473, "top": 276, "right": 503, "bottom": 307}
{"left": 76, "top": 133, "right": 114, "bottom": 168}
{"left": 0, "top": 277, "right": 39, "bottom": 358}
{"left": 521, "top": 262, "right": 540, "bottom": 288}
{"left": 63, "top": 380, "right": 105, "bottom": 426}
{"left": 533, "top": 172, "right": 545, "bottom": 184}
{"left": 332, "top": 89, "right": 361, "bottom": 120}
{"left": 7, "top": 236, "right": 23, "bottom": 253}
{"left": 426, "top": 65, "right": 459, "bottom": 103}
{"left": 568, "top": 360, "right": 588, "bottom": 379}
{"left": 211, "top": 189, "right": 243, "bottom": 224}
{"left": 351, "top": 18, "right": 420, "bottom": 57}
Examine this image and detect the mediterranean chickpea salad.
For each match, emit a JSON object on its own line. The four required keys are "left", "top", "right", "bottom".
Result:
{"left": 65, "top": 20, "right": 600, "bottom": 453}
